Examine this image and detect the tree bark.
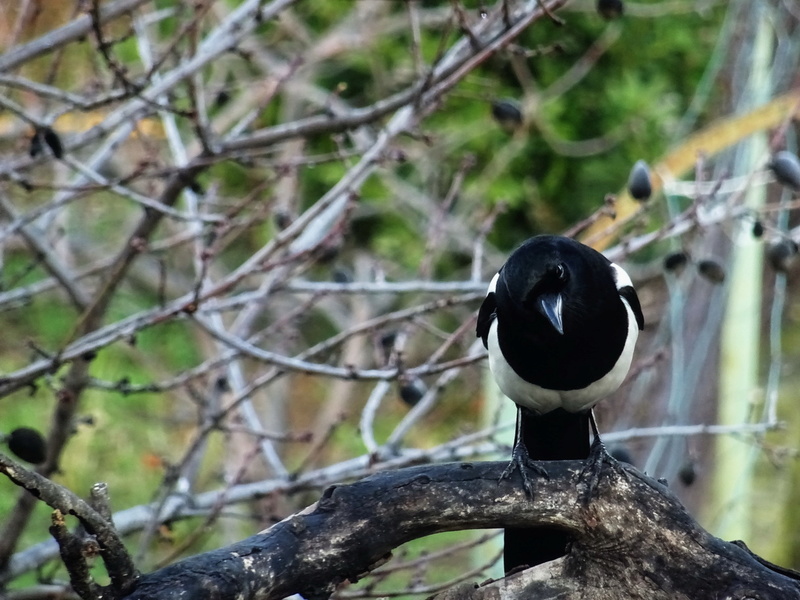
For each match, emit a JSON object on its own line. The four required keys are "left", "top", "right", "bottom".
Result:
{"left": 121, "top": 459, "right": 800, "bottom": 600}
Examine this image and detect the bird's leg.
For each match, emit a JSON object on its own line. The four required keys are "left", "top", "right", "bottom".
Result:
{"left": 578, "top": 410, "right": 629, "bottom": 505}
{"left": 500, "top": 438, "right": 548, "bottom": 497}
{"left": 499, "top": 408, "right": 549, "bottom": 496}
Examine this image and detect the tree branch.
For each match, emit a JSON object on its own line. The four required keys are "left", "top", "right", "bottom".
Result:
{"left": 0, "top": 0, "right": 151, "bottom": 73}
{"left": 0, "top": 453, "right": 138, "bottom": 596}
{"left": 121, "top": 460, "right": 800, "bottom": 600}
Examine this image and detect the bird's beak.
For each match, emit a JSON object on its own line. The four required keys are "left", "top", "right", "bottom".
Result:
{"left": 537, "top": 293, "right": 564, "bottom": 335}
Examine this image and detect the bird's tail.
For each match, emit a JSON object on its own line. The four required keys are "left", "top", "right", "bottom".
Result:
{"left": 504, "top": 408, "right": 590, "bottom": 573}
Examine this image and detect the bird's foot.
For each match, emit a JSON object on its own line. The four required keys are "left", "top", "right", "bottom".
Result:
{"left": 578, "top": 437, "right": 630, "bottom": 506}
{"left": 499, "top": 441, "right": 549, "bottom": 497}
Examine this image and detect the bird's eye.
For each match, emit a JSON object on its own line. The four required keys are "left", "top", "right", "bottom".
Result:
{"left": 555, "top": 264, "right": 566, "bottom": 280}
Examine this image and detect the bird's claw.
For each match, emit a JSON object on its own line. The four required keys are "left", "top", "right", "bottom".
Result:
{"left": 578, "top": 436, "right": 630, "bottom": 505}
{"left": 499, "top": 441, "right": 549, "bottom": 497}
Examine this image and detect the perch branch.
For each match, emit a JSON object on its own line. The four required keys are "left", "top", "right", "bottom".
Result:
{"left": 121, "top": 460, "right": 800, "bottom": 600}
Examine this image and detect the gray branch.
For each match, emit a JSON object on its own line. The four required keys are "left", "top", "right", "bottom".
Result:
{"left": 0, "top": 0, "right": 152, "bottom": 73}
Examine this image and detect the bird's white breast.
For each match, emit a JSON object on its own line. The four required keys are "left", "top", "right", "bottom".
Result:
{"left": 486, "top": 297, "right": 640, "bottom": 414}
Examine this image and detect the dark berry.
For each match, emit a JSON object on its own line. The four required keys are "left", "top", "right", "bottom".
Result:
{"left": 332, "top": 268, "right": 352, "bottom": 283}
{"left": 29, "top": 131, "right": 43, "bottom": 158}
{"left": 627, "top": 159, "right": 652, "bottom": 201}
{"left": 697, "top": 259, "right": 725, "bottom": 284}
{"left": 597, "top": 0, "right": 624, "bottom": 19}
{"left": 399, "top": 378, "right": 427, "bottom": 407}
{"left": 678, "top": 460, "right": 697, "bottom": 486}
{"left": 42, "top": 127, "right": 63, "bottom": 159}
{"left": 491, "top": 99, "right": 523, "bottom": 132}
{"left": 609, "top": 445, "right": 633, "bottom": 465}
{"left": 663, "top": 251, "right": 689, "bottom": 273}
{"left": 274, "top": 210, "right": 292, "bottom": 230}
{"left": 768, "top": 151, "right": 800, "bottom": 190}
{"left": 7, "top": 427, "right": 47, "bottom": 464}
{"left": 766, "top": 238, "right": 798, "bottom": 273}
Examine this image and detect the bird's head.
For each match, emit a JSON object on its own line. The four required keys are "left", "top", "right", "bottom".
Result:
{"left": 494, "top": 235, "right": 616, "bottom": 337}
{"left": 520, "top": 260, "right": 569, "bottom": 335}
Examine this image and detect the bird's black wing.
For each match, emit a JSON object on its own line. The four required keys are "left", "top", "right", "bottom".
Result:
{"left": 619, "top": 285, "right": 645, "bottom": 330}
{"left": 476, "top": 291, "right": 497, "bottom": 348}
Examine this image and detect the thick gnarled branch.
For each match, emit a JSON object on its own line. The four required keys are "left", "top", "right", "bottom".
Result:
{"left": 121, "top": 460, "right": 800, "bottom": 600}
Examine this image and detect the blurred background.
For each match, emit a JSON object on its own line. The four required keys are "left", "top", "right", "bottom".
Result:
{"left": 1, "top": 0, "right": 799, "bottom": 597}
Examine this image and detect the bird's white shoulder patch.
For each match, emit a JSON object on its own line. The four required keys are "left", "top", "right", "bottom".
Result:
{"left": 610, "top": 262, "right": 633, "bottom": 290}
{"left": 487, "top": 271, "right": 500, "bottom": 294}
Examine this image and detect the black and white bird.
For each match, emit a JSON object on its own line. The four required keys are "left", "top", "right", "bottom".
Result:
{"left": 476, "top": 234, "right": 644, "bottom": 572}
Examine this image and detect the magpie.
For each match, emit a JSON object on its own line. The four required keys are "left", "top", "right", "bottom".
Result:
{"left": 476, "top": 234, "right": 644, "bottom": 572}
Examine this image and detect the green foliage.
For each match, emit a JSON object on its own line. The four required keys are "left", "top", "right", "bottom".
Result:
{"left": 454, "top": 6, "right": 724, "bottom": 242}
